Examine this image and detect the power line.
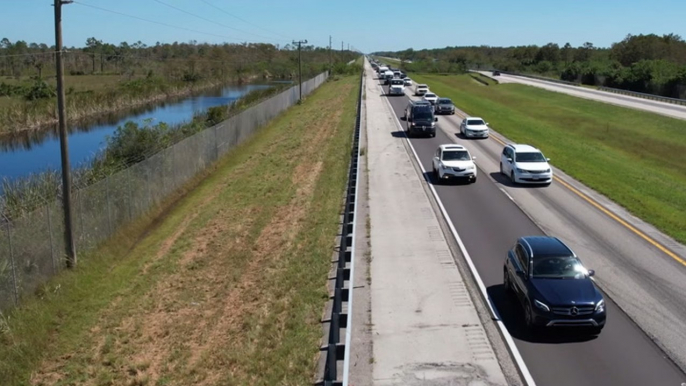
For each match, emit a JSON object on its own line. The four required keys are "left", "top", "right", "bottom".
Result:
{"left": 150, "top": 0, "right": 285, "bottom": 44}
{"left": 72, "top": 1, "right": 250, "bottom": 42}
{"left": 197, "top": 0, "right": 293, "bottom": 41}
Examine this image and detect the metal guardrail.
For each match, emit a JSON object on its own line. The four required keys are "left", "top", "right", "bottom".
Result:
{"left": 497, "top": 70, "right": 581, "bottom": 86}
{"left": 316, "top": 67, "right": 363, "bottom": 386}
{"left": 597, "top": 86, "right": 686, "bottom": 106}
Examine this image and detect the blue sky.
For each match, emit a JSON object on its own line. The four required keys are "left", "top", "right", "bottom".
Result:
{"left": 3, "top": 0, "right": 686, "bottom": 52}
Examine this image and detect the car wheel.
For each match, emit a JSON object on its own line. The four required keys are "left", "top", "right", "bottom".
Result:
{"left": 510, "top": 171, "right": 516, "bottom": 184}
{"left": 434, "top": 168, "right": 441, "bottom": 184}
{"left": 504, "top": 268, "right": 513, "bottom": 293}
{"left": 524, "top": 302, "right": 536, "bottom": 329}
{"left": 472, "top": 176, "right": 477, "bottom": 183}
{"left": 499, "top": 162, "right": 504, "bottom": 175}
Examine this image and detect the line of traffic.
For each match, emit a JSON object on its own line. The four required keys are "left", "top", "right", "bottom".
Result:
{"left": 371, "top": 59, "right": 686, "bottom": 385}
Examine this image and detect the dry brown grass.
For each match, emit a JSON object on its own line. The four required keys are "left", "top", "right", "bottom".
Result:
{"left": 14, "top": 74, "right": 359, "bottom": 386}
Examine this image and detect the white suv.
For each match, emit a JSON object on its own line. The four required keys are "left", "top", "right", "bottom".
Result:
{"left": 460, "top": 117, "right": 489, "bottom": 138}
{"left": 432, "top": 144, "right": 477, "bottom": 184}
{"left": 499, "top": 144, "right": 552, "bottom": 185}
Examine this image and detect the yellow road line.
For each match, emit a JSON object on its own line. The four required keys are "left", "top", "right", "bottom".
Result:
{"left": 484, "top": 128, "right": 686, "bottom": 267}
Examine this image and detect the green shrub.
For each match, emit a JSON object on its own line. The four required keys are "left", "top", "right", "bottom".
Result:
{"left": 24, "top": 78, "right": 56, "bottom": 101}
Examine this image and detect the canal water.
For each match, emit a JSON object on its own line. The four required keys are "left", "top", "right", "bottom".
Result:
{"left": 0, "top": 82, "right": 277, "bottom": 186}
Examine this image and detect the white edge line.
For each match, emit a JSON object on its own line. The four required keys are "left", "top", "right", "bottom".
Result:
{"left": 377, "top": 77, "right": 537, "bottom": 386}
{"left": 341, "top": 68, "right": 364, "bottom": 386}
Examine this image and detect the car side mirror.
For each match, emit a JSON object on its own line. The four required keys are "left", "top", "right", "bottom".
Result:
{"left": 472, "top": 156, "right": 476, "bottom": 160}
{"left": 588, "top": 269, "right": 595, "bottom": 277}
{"left": 507, "top": 158, "right": 512, "bottom": 163}
{"left": 434, "top": 117, "right": 439, "bottom": 122}
{"left": 546, "top": 158, "right": 551, "bottom": 162}
{"left": 516, "top": 270, "right": 527, "bottom": 280}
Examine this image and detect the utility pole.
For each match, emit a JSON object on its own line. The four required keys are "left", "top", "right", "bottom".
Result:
{"left": 53, "top": 0, "right": 77, "bottom": 268}
{"left": 329, "top": 35, "right": 332, "bottom": 72}
{"left": 341, "top": 41, "right": 344, "bottom": 51}
{"left": 292, "top": 39, "right": 307, "bottom": 103}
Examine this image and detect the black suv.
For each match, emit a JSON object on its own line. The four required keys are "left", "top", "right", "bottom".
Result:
{"left": 503, "top": 236, "right": 606, "bottom": 334}
{"left": 405, "top": 101, "right": 437, "bottom": 137}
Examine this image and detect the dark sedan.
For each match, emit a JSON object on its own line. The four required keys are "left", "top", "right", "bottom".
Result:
{"left": 503, "top": 236, "right": 606, "bottom": 334}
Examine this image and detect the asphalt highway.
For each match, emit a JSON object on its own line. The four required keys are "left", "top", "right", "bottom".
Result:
{"left": 375, "top": 76, "right": 686, "bottom": 386}
{"left": 479, "top": 71, "right": 686, "bottom": 120}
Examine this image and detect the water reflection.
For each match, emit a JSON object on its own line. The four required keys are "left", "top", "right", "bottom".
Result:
{"left": 0, "top": 82, "right": 281, "bottom": 182}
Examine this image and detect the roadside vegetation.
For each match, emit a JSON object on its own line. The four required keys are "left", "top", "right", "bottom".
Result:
{"left": 0, "top": 72, "right": 359, "bottom": 385}
{"left": 412, "top": 73, "right": 686, "bottom": 243}
{"left": 0, "top": 83, "right": 289, "bottom": 220}
{"left": 0, "top": 62, "right": 362, "bottom": 220}
{"left": 374, "top": 33, "right": 686, "bottom": 99}
{"left": 0, "top": 37, "right": 358, "bottom": 133}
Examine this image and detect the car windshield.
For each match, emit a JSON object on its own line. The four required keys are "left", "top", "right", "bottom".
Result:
{"left": 467, "top": 119, "right": 485, "bottom": 125}
{"left": 439, "top": 99, "right": 452, "bottom": 104}
{"left": 425, "top": 94, "right": 436, "bottom": 98}
{"left": 414, "top": 112, "right": 433, "bottom": 120}
{"left": 442, "top": 150, "right": 471, "bottom": 161}
{"left": 532, "top": 256, "right": 588, "bottom": 279}
{"left": 515, "top": 152, "right": 546, "bottom": 162}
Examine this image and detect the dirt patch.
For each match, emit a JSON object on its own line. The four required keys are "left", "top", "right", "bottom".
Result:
{"left": 26, "top": 78, "right": 356, "bottom": 386}
{"left": 115, "top": 207, "right": 256, "bottom": 385}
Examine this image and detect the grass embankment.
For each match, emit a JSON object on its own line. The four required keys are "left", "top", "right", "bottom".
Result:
{"left": 0, "top": 75, "right": 359, "bottom": 385}
{"left": 0, "top": 74, "right": 248, "bottom": 135}
{"left": 413, "top": 73, "right": 686, "bottom": 243}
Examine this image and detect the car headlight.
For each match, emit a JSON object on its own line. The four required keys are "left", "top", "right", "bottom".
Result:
{"left": 595, "top": 299, "right": 605, "bottom": 313}
{"left": 534, "top": 299, "right": 550, "bottom": 312}
{"left": 466, "top": 165, "right": 474, "bottom": 170}
{"left": 516, "top": 168, "right": 525, "bottom": 173}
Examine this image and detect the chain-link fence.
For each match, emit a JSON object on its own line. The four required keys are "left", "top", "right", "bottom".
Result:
{"left": 0, "top": 72, "right": 329, "bottom": 313}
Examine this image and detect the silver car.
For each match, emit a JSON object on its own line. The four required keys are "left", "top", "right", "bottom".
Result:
{"left": 434, "top": 98, "right": 455, "bottom": 115}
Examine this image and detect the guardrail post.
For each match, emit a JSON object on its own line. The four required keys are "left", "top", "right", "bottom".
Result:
{"left": 331, "top": 311, "right": 340, "bottom": 344}
{"left": 327, "top": 343, "right": 338, "bottom": 381}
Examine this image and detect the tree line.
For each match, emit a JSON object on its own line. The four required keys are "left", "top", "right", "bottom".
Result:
{"left": 1, "top": 38, "right": 356, "bottom": 82}
{"left": 374, "top": 33, "right": 686, "bottom": 99}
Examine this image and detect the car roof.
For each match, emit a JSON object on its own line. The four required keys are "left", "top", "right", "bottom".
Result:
{"left": 508, "top": 143, "right": 541, "bottom": 152}
{"left": 417, "top": 84, "right": 428, "bottom": 87}
{"left": 411, "top": 100, "right": 431, "bottom": 105}
{"left": 466, "top": 116, "right": 484, "bottom": 121}
{"left": 439, "top": 144, "right": 467, "bottom": 151}
{"left": 520, "top": 236, "right": 574, "bottom": 258}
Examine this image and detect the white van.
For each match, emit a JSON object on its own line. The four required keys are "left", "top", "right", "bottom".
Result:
{"left": 383, "top": 70, "right": 394, "bottom": 85}
{"left": 414, "top": 84, "right": 429, "bottom": 96}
